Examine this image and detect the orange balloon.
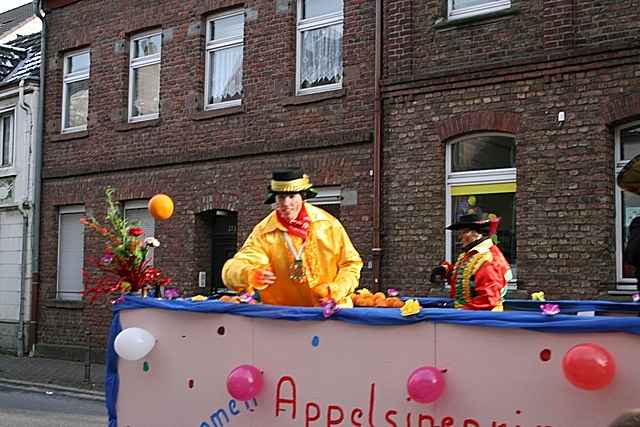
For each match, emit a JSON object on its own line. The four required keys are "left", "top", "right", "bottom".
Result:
{"left": 148, "top": 194, "right": 174, "bottom": 221}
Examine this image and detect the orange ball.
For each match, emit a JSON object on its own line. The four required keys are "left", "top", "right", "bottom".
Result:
{"left": 148, "top": 194, "right": 174, "bottom": 221}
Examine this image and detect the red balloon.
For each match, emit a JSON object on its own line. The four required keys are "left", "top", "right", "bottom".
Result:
{"left": 562, "top": 343, "right": 616, "bottom": 390}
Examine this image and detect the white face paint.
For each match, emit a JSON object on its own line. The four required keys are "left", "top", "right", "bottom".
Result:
{"left": 276, "top": 193, "right": 303, "bottom": 221}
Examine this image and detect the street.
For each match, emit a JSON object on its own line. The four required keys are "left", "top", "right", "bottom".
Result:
{"left": 0, "top": 384, "right": 107, "bottom": 427}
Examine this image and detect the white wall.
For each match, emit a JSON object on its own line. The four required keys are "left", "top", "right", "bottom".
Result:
{"left": 0, "top": 84, "right": 38, "bottom": 352}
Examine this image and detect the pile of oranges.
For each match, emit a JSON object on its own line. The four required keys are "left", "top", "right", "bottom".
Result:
{"left": 351, "top": 288, "right": 404, "bottom": 308}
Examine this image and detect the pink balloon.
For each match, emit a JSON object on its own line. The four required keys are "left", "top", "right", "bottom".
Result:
{"left": 227, "top": 365, "right": 263, "bottom": 401}
{"left": 562, "top": 343, "right": 616, "bottom": 390}
{"left": 407, "top": 366, "right": 446, "bottom": 404}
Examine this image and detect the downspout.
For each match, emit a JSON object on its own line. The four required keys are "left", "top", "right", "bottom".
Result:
{"left": 371, "top": 0, "right": 383, "bottom": 291}
{"left": 30, "top": 0, "right": 46, "bottom": 354}
{"left": 16, "top": 79, "right": 34, "bottom": 357}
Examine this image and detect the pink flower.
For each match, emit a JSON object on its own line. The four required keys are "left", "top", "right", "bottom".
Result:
{"left": 632, "top": 292, "right": 640, "bottom": 303}
{"left": 128, "top": 227, "right": 144, "bottom": 237}
{"left": 320, "top": 297, "right": 338, "bottom": 318}
{"left": 387, "top": 288, "right": 399, "bottom": 297}
{"left": 163, "top": 288, "right": 179, "bottom": 300}
{"left": 540, "top": 303, "right": 560, "bottom": 316}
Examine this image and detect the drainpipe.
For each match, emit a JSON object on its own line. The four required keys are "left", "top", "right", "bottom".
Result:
{"left": 30, "top": 0, "right": 46, "bottom": 355}
{"left": 371, "top": 0, "right": 383, "bottom": 291}
{"left": 16, "top": 79, "right": 34, "bottom": 357}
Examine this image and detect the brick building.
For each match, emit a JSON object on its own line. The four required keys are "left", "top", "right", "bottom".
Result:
{"left": 36, "top": 0, "right": 640, "bottom": 359}
{"left": 382, "top": 0, "right": 640, "bottom": 299}
{"left": 37, "top": 0, "right": 375, "bottom": 359}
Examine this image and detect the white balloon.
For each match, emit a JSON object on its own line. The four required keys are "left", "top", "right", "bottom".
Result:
{"left": 114, "top": 327, "right": 156, "bottom": 361}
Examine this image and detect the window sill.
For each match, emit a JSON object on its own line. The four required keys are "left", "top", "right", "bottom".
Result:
{"left": 49, "top": 130, "right": 89, "bottom": 143}
{"left": 191, "top": 105, "right": 244, "bottom": 121}
{"left": 0, "top": 167, "right": 17, "bottom": 178}
{"left": 282, "top": 88, "right": 346, "bottom": 106}
{"left": 434, "top": 6, "right": 520, "bottom": 31}
{"left": 116, "top": 118, "right": 161, "bottom": 132}
{"left": 44, "top": 299, "right": 85, "bottom": 309}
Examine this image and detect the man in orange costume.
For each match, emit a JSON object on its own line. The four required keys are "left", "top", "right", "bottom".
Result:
{"left": 222, "top": 168, "right": 362, "bottom": 307}
{"left": 432, "top": 213, "right": 511, "bottom": 311}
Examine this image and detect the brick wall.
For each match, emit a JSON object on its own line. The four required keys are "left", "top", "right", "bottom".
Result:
{"left": 39, "top": 0, "right": 375, "bottom": 354}
{"left": 381, "top": 0, "right": 640, "bottom": 299}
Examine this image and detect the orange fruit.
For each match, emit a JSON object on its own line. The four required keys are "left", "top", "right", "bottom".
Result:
{"left": 148, "top": 194, "right": 174, "bottom": 220}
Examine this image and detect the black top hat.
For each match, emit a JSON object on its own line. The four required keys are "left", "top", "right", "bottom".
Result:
{"left": 264, "top": 167, "right": 318, "bottom": 204}
{"left": 446, "top": 213, "right": 491, "bottom": 231}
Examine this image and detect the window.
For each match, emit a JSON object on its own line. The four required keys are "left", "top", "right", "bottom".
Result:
{"left": 57, "top": 205, "right": 85, "bottom": 300}
{"left": 62, "top": 50, "right": 90, "bottom": 132}
{"left": 448, "top": 0, "right": 510, "bottom": 20}
{"left": 205, "top": 11, "right": 244, "bottom": 110}
{"left": 129, "top": 31, "right": 161, "bottom": 121}
{"left": 307, "top": 186, "right": 342, "bottom": 219}
{"left": 296, "top": 0, "right": 343, "bottom": 95}
{"left": 445, "top": 134, "right": 517, "bottom": 279}
{"left": 615, "top": 122, "right": 640, "bottom": 289}
{"left": 124, "top": 200, "right": 155, "bottom": 263}
{"left": 0, "top": 110, "right": 14, "bottom": 167}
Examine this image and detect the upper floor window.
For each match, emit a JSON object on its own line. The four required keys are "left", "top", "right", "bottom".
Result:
{"left": 0, "top": 110, "right": 14, "bottom": 168}
{"left": 615, "top": 122, "right": 640, "bottom": 289}
{"left": 62, "top": 50, "right": 90, "bottom": 132}
{"left": 57, "top": 205, "right": 85, "bottom": 300}
{"left": 448, "top": 0, "right": 511, "bottom": 20}
{"left": 129, "top": 31, "right": 161, "bottom": 122}
{"left": 205, "top": 11, "right": 244, "bottom": 110}
{"left": 296, "top": 0, "right": 343, "bottom": 95}
{"left": 446, "top": 134, "right": 517, "bottom": 279}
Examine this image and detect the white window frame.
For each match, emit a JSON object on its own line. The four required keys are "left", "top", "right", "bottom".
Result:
{"left": 56, "top": 205, "right": 85, "bottom": 301}
{"left": 614, "top": 121, "right": 640, "bottom": 290}
{"left": 448, "top": 0, "right": 511, "bottom": 20}
{"left": 445, "top": 132, "right": 517, "bottom": 287}
{"left": 128, "top": 30, "right": 162, "bottom": 122}
{"left": 124, "top": 199, "right": 156, "bottom": 264}
{"left": 295, "top": 0, "right": 343, "bottom": 96}
{"left": 61, "top": 49, "right": 90, "bottom": 133}
{"left": 205, "top": 10, "right": 244, "bottom": 111}
{"left": 0, "top": 108, "right": 15, "bottom": 168}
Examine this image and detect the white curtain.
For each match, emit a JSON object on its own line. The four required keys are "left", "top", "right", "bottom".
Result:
{"left": 133, "top": 64, "right": 160, "bottom": 116}
{"left": 300, "top": 24, "right": 343, "bottom": 89}
{"left": 66, "top": 80, "right": 88, "bottom": 128}
{"left": 209, "top": 46, "right": 243, "bottom": 104}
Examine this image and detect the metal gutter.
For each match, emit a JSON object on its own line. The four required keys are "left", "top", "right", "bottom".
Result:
{"left": 30, "top": 0, "right": 46, "bottom": 355}
{"left": 372, "top": 0, "right": 383, "bottom": 291}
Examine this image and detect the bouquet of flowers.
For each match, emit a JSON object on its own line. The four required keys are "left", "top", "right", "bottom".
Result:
{"left": 82, "top": 187, "right": 172, "bottom": 303}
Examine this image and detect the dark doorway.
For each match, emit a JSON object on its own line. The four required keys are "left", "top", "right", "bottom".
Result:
{"left": 194, "top": 210, "right": 237, "bottom": 293}
{"left": 211, "top": 210, "right": 237, "bottom": 291}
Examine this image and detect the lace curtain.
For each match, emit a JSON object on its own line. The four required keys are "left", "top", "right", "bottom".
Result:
{"left": 209, "top": 45, "right": 243, "bottom": 104}
{"left": 66, "top": 80, "right": 88, "bottom": 128}
{"left": 300, "top": 24, "right": 343, "bottom": 89}
{"left": 132, "top": 64, "right": 160, "bottom": 116}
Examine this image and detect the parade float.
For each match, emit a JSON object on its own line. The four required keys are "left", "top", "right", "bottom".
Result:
{"left": 84, "top": 189, "right": 640, "bottom": 427}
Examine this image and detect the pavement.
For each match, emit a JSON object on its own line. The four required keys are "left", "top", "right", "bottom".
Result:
{"left": 0, "top": 352, "right": 105, "bottom": 401}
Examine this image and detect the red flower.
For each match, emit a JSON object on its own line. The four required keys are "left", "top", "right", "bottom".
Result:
{"left": 128, "top": 227, "right": 144, "bottom": 237}
{"left": 80, "top": 217, "right": 89, "bottom": 225}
